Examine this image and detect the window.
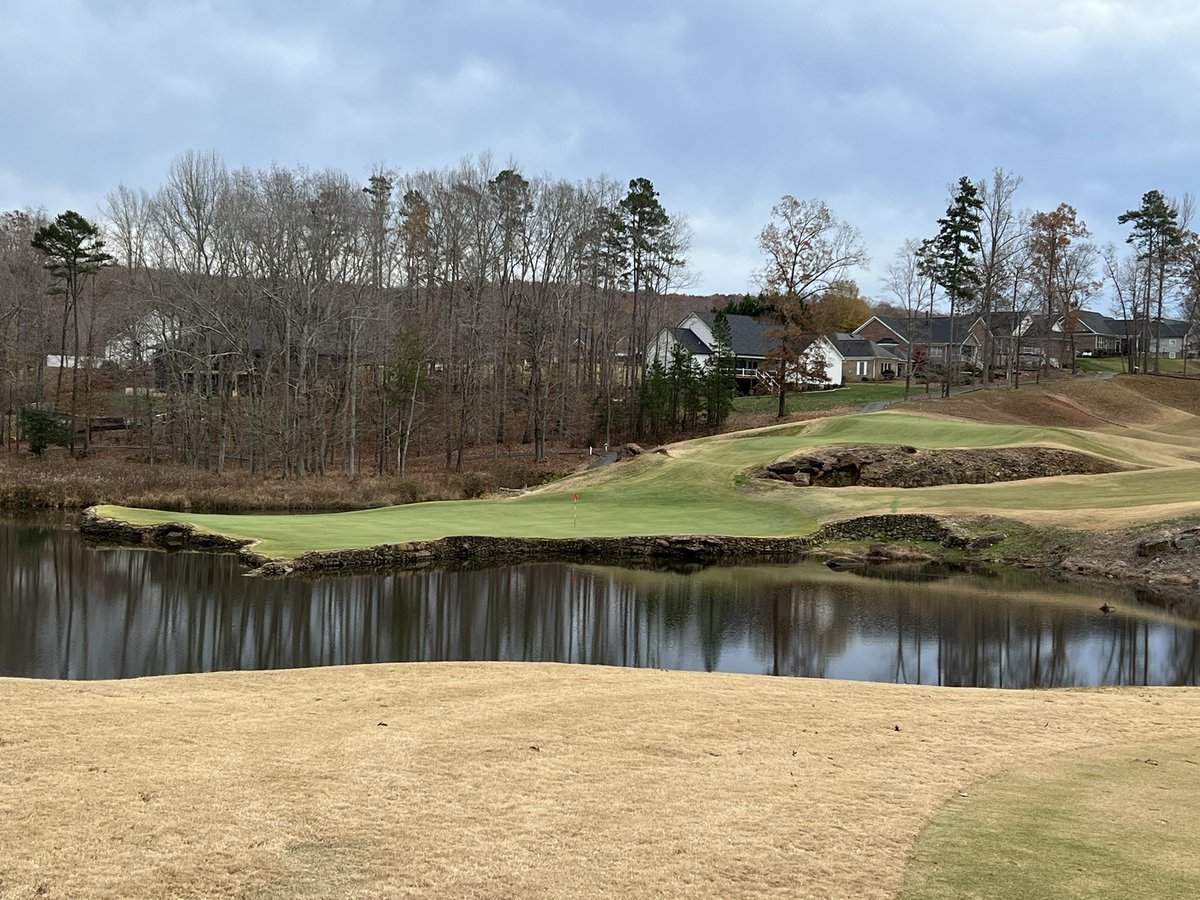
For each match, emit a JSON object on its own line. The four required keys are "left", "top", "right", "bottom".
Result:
{"left": 856, "top": 360, "right": 869, "bottom": 376}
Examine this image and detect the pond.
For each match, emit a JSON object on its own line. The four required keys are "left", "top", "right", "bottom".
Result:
{"left": 2, "top": 516, "right": 1197, "bottom": 686}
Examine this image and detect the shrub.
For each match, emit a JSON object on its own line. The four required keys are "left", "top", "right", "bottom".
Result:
{"left": 18, "top": 408, "right": 72, "bottom": 457}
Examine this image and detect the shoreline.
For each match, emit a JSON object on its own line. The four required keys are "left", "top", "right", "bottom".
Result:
{"left": 77, "top": 506, "right": 1200, "bottom": 617}
{"left": 79, "top": 506, "right": 974, "bottom": 575}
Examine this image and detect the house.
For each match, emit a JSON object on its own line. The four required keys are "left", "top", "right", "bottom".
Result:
{"left": 1144, "top": 319, "right": 1190, "bottom": 359}
{"left": 827, "top": 333, "right": 907, "bottom": 381}
{"left": 104, "top": 311, "right": 180, "bottom": 366}
{"left": 1051, "top": 310, "right": 1123, "bottom": 357}
{"left": 983, "top": 311, "right": 1034, "bottom": 368}
{"left": 1049, "top": 312, "right": 1194, "bottom": 362}
{"left": 852, "top": 315, "right": 987, "bottom": 370}
{"left": 649, "top": 312, "right": 843, "bottom": 391}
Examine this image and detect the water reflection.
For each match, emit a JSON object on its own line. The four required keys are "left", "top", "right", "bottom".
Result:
{"left": 2, "top": 518, "right": 1198, "bottom": 686}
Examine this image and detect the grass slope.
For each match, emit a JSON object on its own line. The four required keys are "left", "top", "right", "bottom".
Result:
{"left": 97, "top": 378, "right": 1200, "bottom": 559}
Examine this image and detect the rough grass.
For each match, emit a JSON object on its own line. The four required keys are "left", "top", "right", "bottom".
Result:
{"left": 902, "top": 740, "right": 1200, "bottom": 899}
{"left": 1, "top": 664, "right": 1197, "bottom": 900}
{"left": 0, "top": 452, "right": 570, "bottom": 512}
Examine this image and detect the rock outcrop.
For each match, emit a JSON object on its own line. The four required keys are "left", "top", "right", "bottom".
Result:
{"left": 761, "top": 444, "right": 1124, "bottom": 488}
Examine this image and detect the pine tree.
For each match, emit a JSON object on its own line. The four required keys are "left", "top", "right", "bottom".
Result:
{"left": 704, "top": 312, "right": 736, "bottom": 427}
{"left": 922, "top": 177, "right": 983, "bottom": 396}
{"left": 1118, "top": 190, "right": 1183, "bottom": 373}
{"left": 638, "top": 360, "right": 670, "bottom": 436}
{"left": 613, "top": 178, "right": 679, "bottom": 423}
{"left": 30, "top": 211, "right": 114, "bottom": 452}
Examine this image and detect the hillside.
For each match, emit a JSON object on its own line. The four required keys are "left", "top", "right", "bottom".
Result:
{"left": 92, "top": 375, "right": 1200, "bottom": 568}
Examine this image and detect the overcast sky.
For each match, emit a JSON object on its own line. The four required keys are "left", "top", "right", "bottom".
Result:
{"left": 3, "top": 0, "right": 1199, "bottom": 302}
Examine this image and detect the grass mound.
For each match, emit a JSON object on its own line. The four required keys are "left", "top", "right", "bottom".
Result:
{"left": 909, "top": 374, "right": 1200, "bottom": 432}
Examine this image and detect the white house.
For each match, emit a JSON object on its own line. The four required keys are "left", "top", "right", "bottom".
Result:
{"left": 649, "top": 312, "right": 843, "bottom": 390}
{"left": 103, "top": 310, "right": 180, "bottom": 365}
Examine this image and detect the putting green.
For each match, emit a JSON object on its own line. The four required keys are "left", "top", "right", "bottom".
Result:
{"left": 96, "top": 411, "right": 1192, "bottom": 559}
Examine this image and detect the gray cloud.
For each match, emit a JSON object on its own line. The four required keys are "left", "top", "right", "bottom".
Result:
{"left": 3, "top": 0, "right": 1199, "bottom": 301}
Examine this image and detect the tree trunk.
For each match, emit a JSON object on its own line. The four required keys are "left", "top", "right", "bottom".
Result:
{"left": 776, "top": 358, "right": 788, "bottom": 418}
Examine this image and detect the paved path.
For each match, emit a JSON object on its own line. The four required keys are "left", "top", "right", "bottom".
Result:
{"left": 587, "top": 450, "right": 620, "bottom": 470}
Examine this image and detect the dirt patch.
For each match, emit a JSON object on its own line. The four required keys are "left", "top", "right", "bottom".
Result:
{"left": 761, "top": 444, "right": 1124, "bottom": 488}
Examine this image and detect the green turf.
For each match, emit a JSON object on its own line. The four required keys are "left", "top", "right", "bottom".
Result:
{"left": 1075, "top": 356, "right": 1129, "bottom": 373}
{"left": 96, "top": 410, "right": 1178, "bottom": 559}
{"left": 732, "top": 381, "right": 908, "bottom": 414}
{"left": 901, "top": 741, "right": 1200, "bottom": 899}
{"left": 1076, "top": 355, "right": 1200, "bottom": 376}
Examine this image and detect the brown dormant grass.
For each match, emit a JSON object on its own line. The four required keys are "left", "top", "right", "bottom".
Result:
{"left": 0, "top": 451, "right": 575, "bottom": 512}
{"left": 2, "top": 664, "right": 1197, "bottom": 899}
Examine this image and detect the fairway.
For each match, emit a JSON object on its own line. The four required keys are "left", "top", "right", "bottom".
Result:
{"left": 95, "top": 378, "right": 1200, "bottom": 559}
{"left": 902, "top": 740, "right": 1200, "bottom": 899}
{"left": 2, "top": 664, "right": 1197, "bottom": 900}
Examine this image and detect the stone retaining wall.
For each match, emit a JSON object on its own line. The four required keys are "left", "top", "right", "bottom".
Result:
{"left": 80, "top": 508, "right": 270, "bottom": 568}
{"left": 806, "top": 514, "right": 972, "bottom": 549}
{"left": 81, "top": 507, "right": 971, "bottom": 576}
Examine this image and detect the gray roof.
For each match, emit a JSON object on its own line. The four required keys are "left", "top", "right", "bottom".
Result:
{"left": 1068, "top": 314, "right": 1189, "bottom": 339}
{"left": 987, "top": 311, "right": 1027, "bottom": 336}
{"left": 1071, "top": 310, "right": 1120, "bottom": 337}
{"left": 830, "top": 332, "right": 903, "bottom": 360}
{"left": 1154, "top": 319, "right": 1191, "bottom": 339}
{"left": 669, "top": 327, "right": 711, "bottom": 355}
{"left": 694, "top": 311, "right": 773, "bottom": 358}
{"left": 865, "top": 315, "right": 980, "bottom": 345}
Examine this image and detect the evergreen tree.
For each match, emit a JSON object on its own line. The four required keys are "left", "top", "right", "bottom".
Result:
{"left": 638, "top": 360, "right": 670, "bottom": 435}
{"left": 30, "top": 211, "right": 114, "bottom": 451}
{"left": 666, "top": 343, "right": 693, "bottom": 427}
{"left": 612, "top": 178, "right": 681, "bottom": 418}
{"left": 718, "top": 293, "right": 774, "bottom": 318}
{"left": 1118, "top": 190, "right": 1183, "bottom": 373}
{"left": 18, "top": 407, "right": 71, "bottom": 457}
{"left": 704, "top": 311, "right": 736, "bottom": 427}
{"left": 679, "top": 353, "right": 704, "bottom": 429}
{"left": 921, "top": 177, "right": 983, "bottom": 396}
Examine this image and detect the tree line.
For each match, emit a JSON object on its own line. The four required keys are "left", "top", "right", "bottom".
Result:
{"left": 2, "top": 152, "right": 694, "bottom": 471}
{"left": 5, "top": 153, "right": 1200, "bottom": 467}
{"left": 881, "top": 172, "right": 1200, "bottom": 391}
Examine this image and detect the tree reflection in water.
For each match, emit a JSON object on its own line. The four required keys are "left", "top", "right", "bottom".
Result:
{"left": 2, "top": 519, "right": 1198, "bottom": 685}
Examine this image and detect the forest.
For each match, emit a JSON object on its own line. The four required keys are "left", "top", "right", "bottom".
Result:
{"left": 1, "top": 152, "right": 695, "bottom": 475}
{"left": 2, "top": 156, "right": 1199, "bottom": 478}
